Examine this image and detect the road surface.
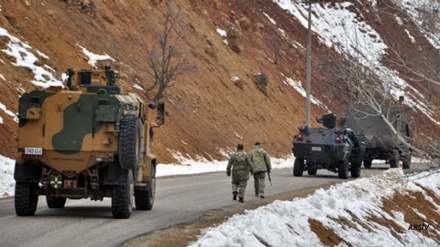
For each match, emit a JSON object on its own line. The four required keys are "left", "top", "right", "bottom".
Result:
{"left": 0, "top": 164, "right": 426, "bottom": 247}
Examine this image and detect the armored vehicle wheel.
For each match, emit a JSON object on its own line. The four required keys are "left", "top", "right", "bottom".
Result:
{"left": 389, "top": 150, "right": 400, "bottom": 168}
{"left": 307, "top": 168, "right": 317, "bottom": 175}
{"left": 135, "top": 165, "right": 156, "bottom": 210}
{"left": 293, "top": 158, "right": 304, "bottom": 177}
{"left": 15, "top": 182, "right": 39, "bottom": 216}
{"left": 46, "top": 196, "right": 67, "bottom": 208}
{"left": 351, "top": 147, "right": 363, "bottom": 178}
{"left": 402, "top": 155, "right": 411, "bottom": 169}
{"left": 338, "top": 160, "right": 349, "bottom": 179}
{"left": 350, "top": 162, "right": 361, "bottom": 178}
{"left": 363, "top": 159, "right": 372, "bottom": 168}
{"left": 119, "top": 115, "right": 141, "bottom": 170}
{"left": 111, "top": 170, "right": 134, "bottom": 219}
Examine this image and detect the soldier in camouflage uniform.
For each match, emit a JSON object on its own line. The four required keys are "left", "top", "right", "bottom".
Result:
{"left": 249, "top": 141, "right": 271, "bottom": 198}
{"left": 226, "top": 144, "right": 253, "bottom": 203}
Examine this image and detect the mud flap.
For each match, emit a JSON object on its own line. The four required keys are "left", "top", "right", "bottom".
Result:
{"left": 103, "top": 163, "right": 130, "bottom": 185}
{"left": 14, "top": 161, "right": 40, "bottom": 183}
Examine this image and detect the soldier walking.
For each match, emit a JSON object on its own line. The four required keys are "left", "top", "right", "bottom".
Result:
{"left": 226, "top": 144, "right": 253, "bottom": 203}
{"left": 249, "top": 141, "right": 271, "bottom": 198}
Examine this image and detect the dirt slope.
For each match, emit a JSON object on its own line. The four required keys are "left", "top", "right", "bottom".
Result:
{"left": 0, "top": 0, "right": 439, "bottom": 162}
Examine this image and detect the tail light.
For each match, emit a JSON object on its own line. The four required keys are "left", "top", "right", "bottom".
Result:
{"left": 296, "top": 133, "right": 303, "bottom": 141}
{"left": 335, "top": 136, "right": 342, "bottom": 143}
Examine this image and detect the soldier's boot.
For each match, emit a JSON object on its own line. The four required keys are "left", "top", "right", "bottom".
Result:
{"left": 239, "top": 197, "right": 244, "bottom": 203}
{"left": 259, "top": 193, "right": 265, "bottom": 199}
{"left": 232, "top": 192, "right": 238, "bottom": 201}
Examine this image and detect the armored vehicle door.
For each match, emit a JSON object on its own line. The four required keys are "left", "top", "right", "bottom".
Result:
{"left": 43, "top": 92, "right": 97, "bottom": 173}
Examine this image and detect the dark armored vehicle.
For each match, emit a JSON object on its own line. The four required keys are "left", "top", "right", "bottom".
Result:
{"left": 346, "top": 102, "right": 412, "bottom": 169}
{"left": 15, "top": 66, "right": 165, "bottom": 218}
{"left": 292, "top": 113, "right": 365, "bottom": 179}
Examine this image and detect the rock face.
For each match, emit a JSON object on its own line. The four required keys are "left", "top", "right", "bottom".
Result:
{"left": 226, "top": 27, "right": 243, "bottom": 53}
{"left": 238, "top": 16, "right": 251, "bottom": 31}
{"left": 252, "top": 72, "right": 268, "bottom": 95}
{"left": 151, "top": 0, "right": 164, "bottom": 6}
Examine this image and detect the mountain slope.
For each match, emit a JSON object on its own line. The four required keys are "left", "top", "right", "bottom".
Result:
{"left": 0, "top": 0, "right": 439, "bottom": 163}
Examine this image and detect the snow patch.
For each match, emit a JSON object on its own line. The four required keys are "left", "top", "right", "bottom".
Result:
{"left": 77, "top": 44, "right": 115, "bottom": 68}
{"left": 0, "top": 27, "right": 63, "bottom": 88}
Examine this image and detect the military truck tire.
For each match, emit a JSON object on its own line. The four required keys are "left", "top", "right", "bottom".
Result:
{"left": 111, "top": 170, "right": 134, "bottom": 219}
{"left": 119, "top": 115, "right": 141, "bottom": 170}
{"left": 351, "top": 147, "right": 363, "bottom": 178}
{"left": 307, "top": 168, "right": 317, "bottom": 175}
{"left": 293, "top": 158, "right": 304, "bottom": 177}
{"left": 389, "top": 158, "right": 399, "bottom": 168}
{"left": 338, "top": 160, "right": 349, "bottom": 179}
{"left": 46, "top": 196, "right": 67, "bottom": 208}
{"left": 402, "top": 155, "right": 411, "bottom": 169}
{"left": 363, "top": 159, "right": 372, "bottom": 168}
{"left": 135, "top": 165, "right": 156, "bottom": 210}
{"left": 15, "top": 182, "right": 39, "bottom": 216}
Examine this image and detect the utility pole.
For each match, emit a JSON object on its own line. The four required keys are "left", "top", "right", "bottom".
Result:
{"left": 303, "top": 0, "right": 329, "bottom": 126}
{"left": 305, "top": 1, "right": 312, "bottom": 127}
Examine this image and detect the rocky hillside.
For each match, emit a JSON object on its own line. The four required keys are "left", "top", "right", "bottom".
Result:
{"left": 0, "top": 0, "right": 439, "bottom": 163}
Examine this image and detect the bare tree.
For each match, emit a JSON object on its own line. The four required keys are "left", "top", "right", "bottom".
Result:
{"left": 329, "top": 45, "right": 440, "bottom": 167}
{"left": 312, "top": 6, "right": 440, "bottom": 168}
{"left": 376, "top": 0, "right": 440, "bottom": 165}
{"left": 375, "top": 0, "right": 440, "bottom": 105}
{"left": 144, "top": 4, "right": 196, "bottom": 101}
{"left": 415, "top": 0, "right": 440, "bottom": 34}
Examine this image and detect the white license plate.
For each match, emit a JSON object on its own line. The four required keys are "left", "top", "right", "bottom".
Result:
{"left": 24, "top": 147, "right": 43, "bottom": 155}
{"left": 311, "top": 147, "right": 321, "bottom": 151}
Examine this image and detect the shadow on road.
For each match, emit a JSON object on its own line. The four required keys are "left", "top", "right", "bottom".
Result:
{"left": 33, "top": 205, "right": 114, "bottom": 219}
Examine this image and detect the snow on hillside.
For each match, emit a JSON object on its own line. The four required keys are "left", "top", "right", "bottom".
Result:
{"left": 0, "top": 155, "right": 14, "bottom": 197}
{"left": 0, "top": 27, "right": 63, "bottom": 89}
{"left": 190, "top": 168, "right": 440, "bottom": 247}
{"left": 271, "top": 0, "right": 440, "bottom": 125}
{"left": 0, "top": 102, "right": 17, "bottom": 124}
{"left": 399, "top": 0, "right": 440, "bottom": 49}
{"left": 0, "top": 26, "right": 129, "bottom": 126}
{"left": 1, "top": 1, "right": 438, "bottom": 127}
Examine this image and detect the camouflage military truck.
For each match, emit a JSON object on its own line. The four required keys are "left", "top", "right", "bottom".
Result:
{"left": 292, "top": 113, "right": 365, "bottom": 179}
{"left": 14, "top": 65, "right": 165, "bottom": 219}
{"left": 346, "top": 101, "right": 412, "bottom": 169}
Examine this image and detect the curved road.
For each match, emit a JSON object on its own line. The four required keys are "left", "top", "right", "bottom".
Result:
{"left": 0, "top": 165, "right": 425, "bottom": 247}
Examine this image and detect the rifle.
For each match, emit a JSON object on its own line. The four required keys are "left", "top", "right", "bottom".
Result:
{"left": 267, "top": 171, "right": 272, "bottom": 186}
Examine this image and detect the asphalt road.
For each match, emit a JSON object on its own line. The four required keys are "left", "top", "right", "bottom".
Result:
{"left": 0, "top": 164, "right": 428, "bottom": 247}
